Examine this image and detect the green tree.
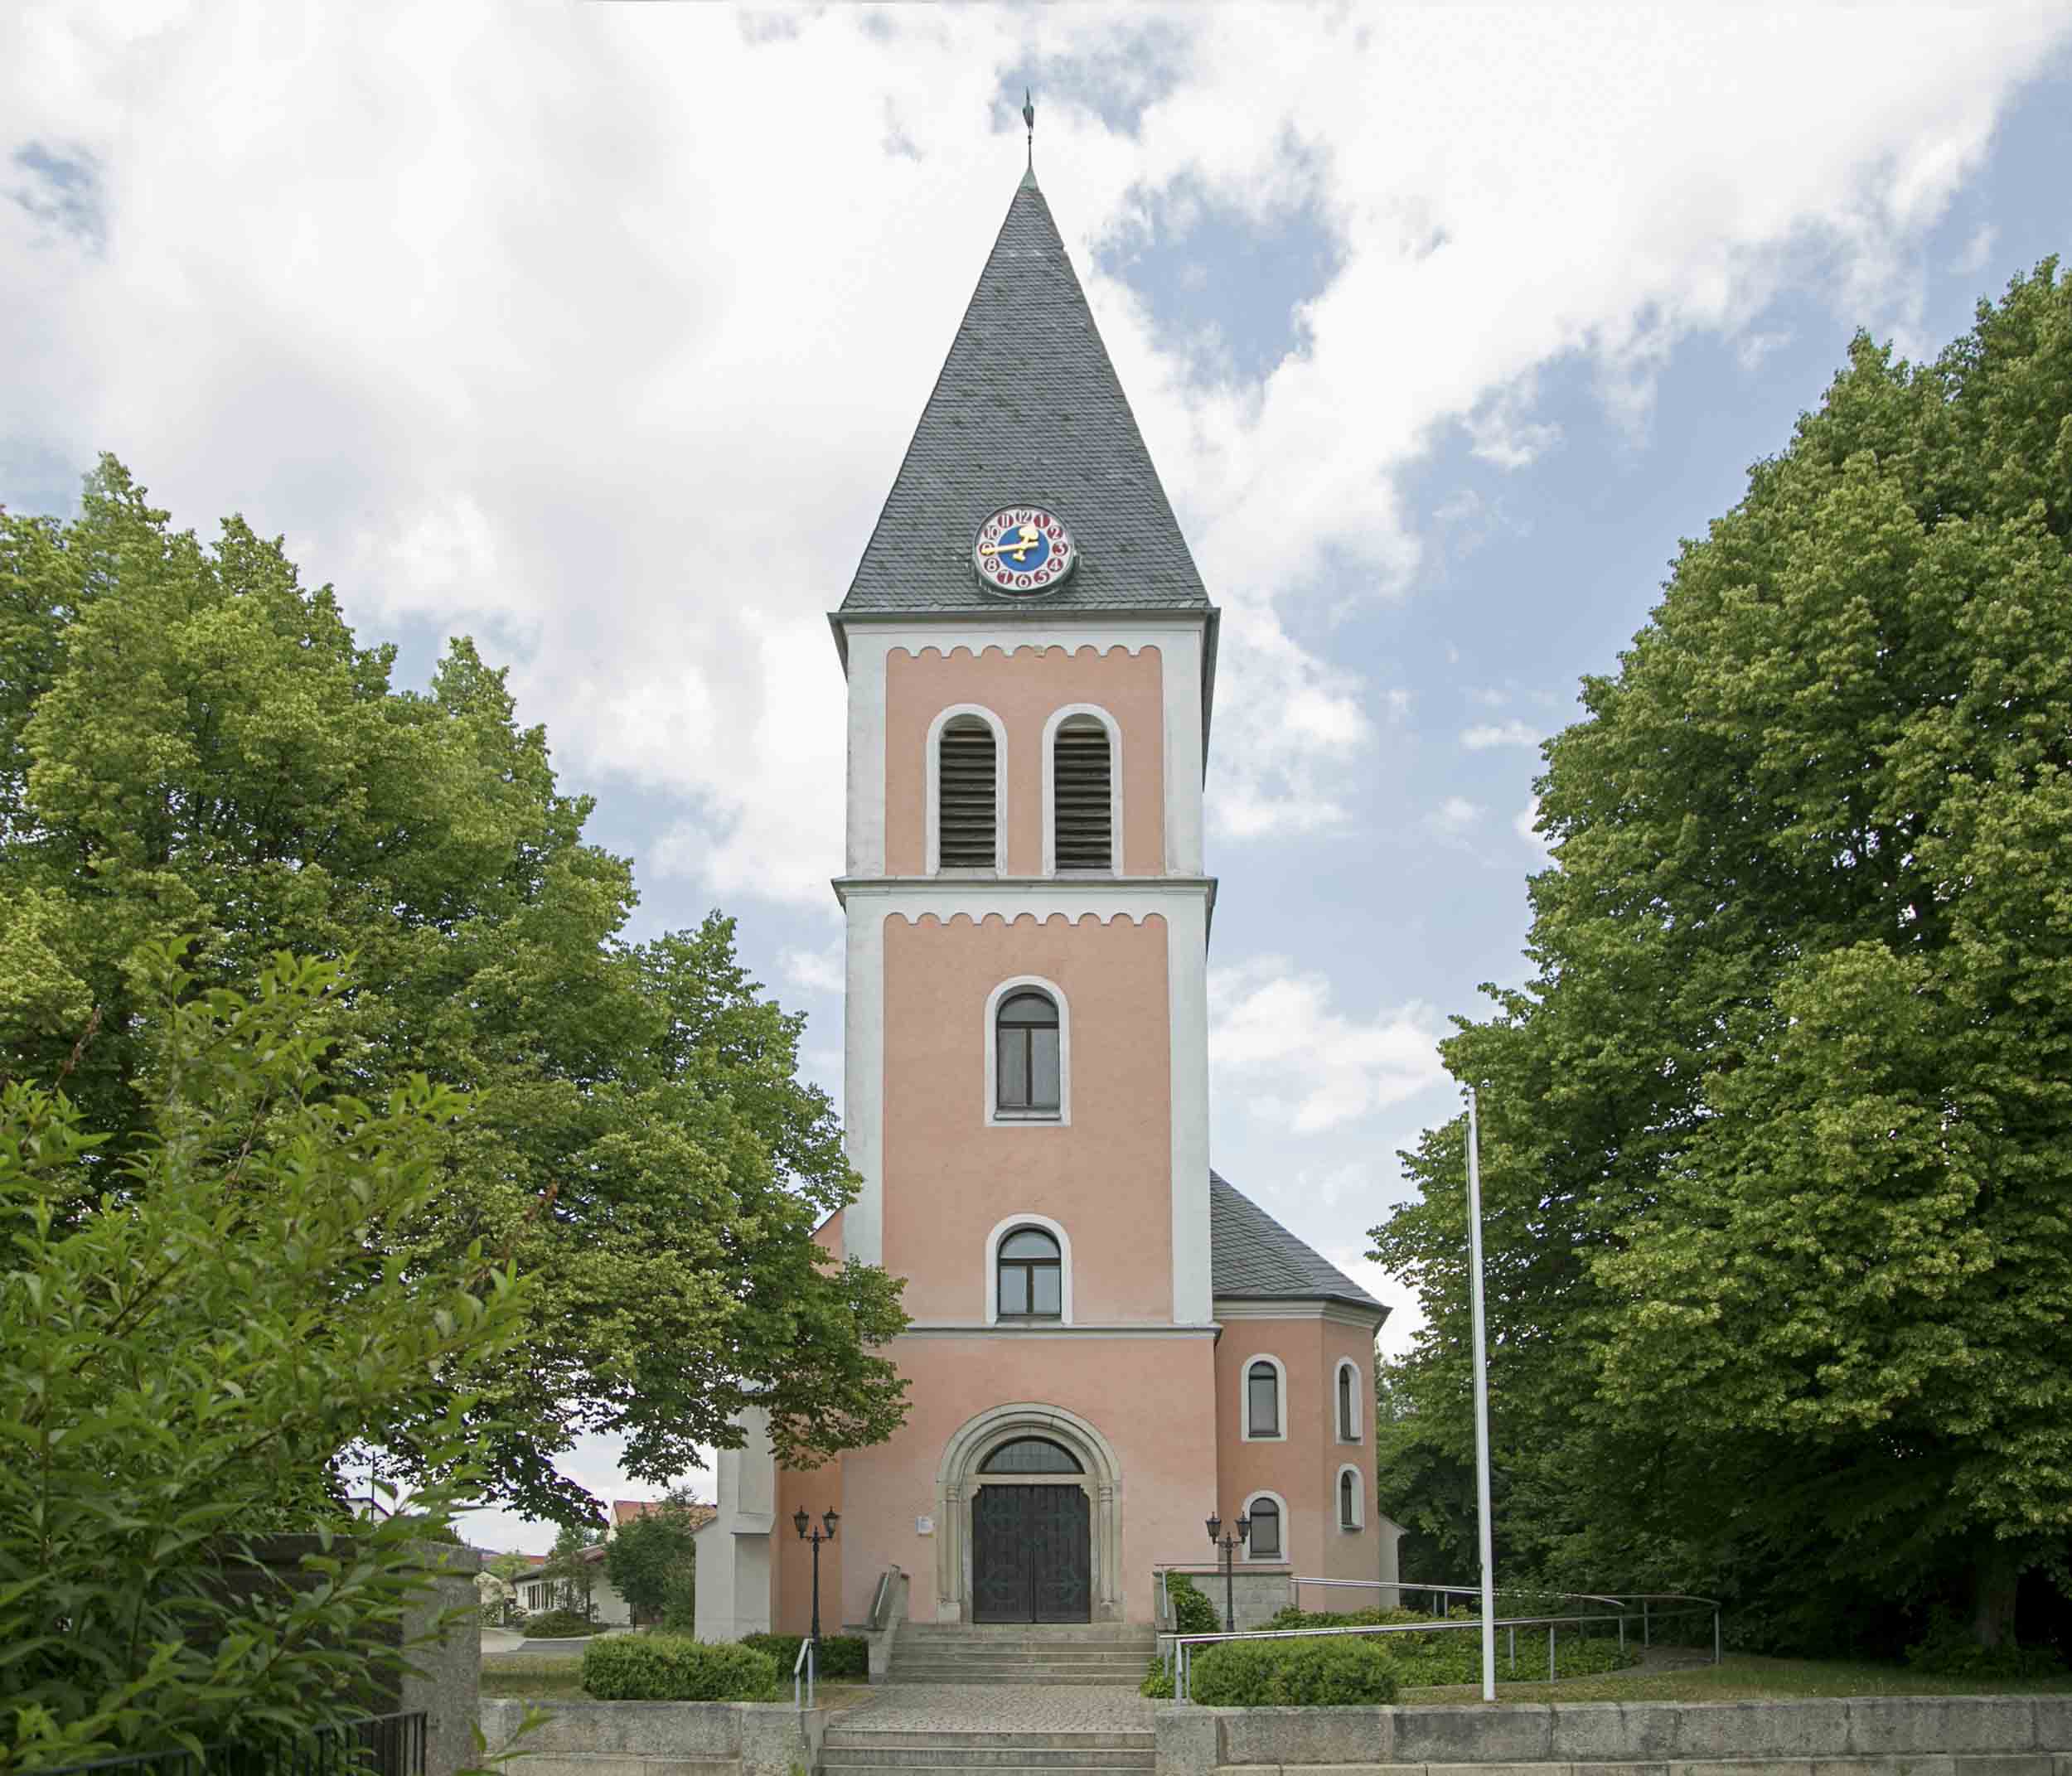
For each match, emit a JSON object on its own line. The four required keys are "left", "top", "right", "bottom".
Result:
{"left": 1372, "top": 261, "right": 2072, "bottom": 1653}
{"left": 0, "top": 951, "right": 526, "bottom": 1768}
{"left": 0, "top": 461, "right": 909, "bottom": 1521}
{"left": 603, "top": 1495, "right": 704, "bottom": 1626}
{"left": 539, "top": 1523, "right": 603, "bottom": 1619}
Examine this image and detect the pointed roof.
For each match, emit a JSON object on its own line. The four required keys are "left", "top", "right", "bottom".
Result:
{"left": 1209, "top": 1171, "right": 1386, "bottom": 1318}
{"left": 839, "top": 174, "right": 1213, "bottom": 617}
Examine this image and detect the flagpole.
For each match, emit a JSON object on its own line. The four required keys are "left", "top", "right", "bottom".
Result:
{"left": 1466, "top": 1086, "right": 1497, "bottom": 1701}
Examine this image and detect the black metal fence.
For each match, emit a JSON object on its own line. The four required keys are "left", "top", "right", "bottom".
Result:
{"left": 31, "top": 1711, "right": 426, "bottom": 1776}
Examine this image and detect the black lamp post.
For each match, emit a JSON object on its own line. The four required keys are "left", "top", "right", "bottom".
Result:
{"left": 1205, "top": 1510, "right": 1251, "bottom": 1633}
{"left": 792, "top": 1507, "right": 840, "bottom": 1648}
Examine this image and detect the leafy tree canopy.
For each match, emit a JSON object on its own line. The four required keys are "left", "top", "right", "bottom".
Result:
{"left": 0, "top": 461, "right": 909, "bottom": 1522}
{"left": 1371, "top": 261, "right": 2072, "bottom": 1653}
{"left": 602, "top": 1494, "right": 706, "bottom": 1626}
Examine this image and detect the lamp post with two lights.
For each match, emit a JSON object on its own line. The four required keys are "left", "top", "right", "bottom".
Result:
{"left": 1205, "top": 1510, "right": 1251, "bottom": 1633}
{"left": 792, "top": 1507, "right": 840, "bottom": 1649}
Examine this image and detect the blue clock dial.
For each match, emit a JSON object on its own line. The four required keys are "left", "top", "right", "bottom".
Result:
{"left": 973, "top": 506, "right": 1076, "bottom": 593}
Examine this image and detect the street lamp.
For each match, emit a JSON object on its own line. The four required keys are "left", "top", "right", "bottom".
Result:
{"left": 792, "top": 1507, "right": 840, "bottom": 1648}
{"left": 1205, "top": 1510, "right": 1251, "bottom": 1633}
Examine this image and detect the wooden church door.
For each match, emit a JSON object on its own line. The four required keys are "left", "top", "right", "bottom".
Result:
{"left": 971, "top": 1484, "right": 1091, "bottom": 1623}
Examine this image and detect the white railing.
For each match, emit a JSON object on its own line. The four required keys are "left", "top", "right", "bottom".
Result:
{"left": 793, "top": 1636, "right": 815, "bottom": 1711}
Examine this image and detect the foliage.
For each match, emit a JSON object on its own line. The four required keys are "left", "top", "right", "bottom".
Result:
{"left": 1139, "top": 1656, "right": 1174, "bottom": 1700}
{"left": 0, "top": 458, "right": 910, "bottom": 1520}
{"left": 520, "top": 1610, "right": 599, "bottom": 1639}
{"left": 535, "top": 1525, "right": 602, "bottom": 1618}
{"left": 603, "top": 1496, "right": 704, "bottom": 1626}
{"left": 1188, "top": 1636, "right": 1402, "bottom": 1706}
{"left": 740, "top": 1633, "right": 869, "bottom": 1679}
{"left": 1905, "top": 1609, "right": 2065, "bottom": 1680}
{"left": 1165, "top": 1572, "right": 1221, "bottom": 1636}
{"left": 0, "top": 952, "right": 526, "bottom": 1769}
{"left": 579, "top": 1634, "right": 779, "bottom": 1702}
{"left": 660, "top": 1560, "right": 698, "bottom": 1633}
{"left": 1263, "top": 1605, "right": 1433, "bottom": 1632}
{"left": 486, "top": 1552, "right": 537, "bottom": 1582}
{"left": 1369, "top": 261, "right": 2072, "bottom": 1655}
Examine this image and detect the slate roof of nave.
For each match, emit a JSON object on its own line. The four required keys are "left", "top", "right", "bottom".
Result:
{"left": 1209, "top": 1170, "right": 1385, "bottom": 1316}
{"left": 837, "top": 171, "right": 1213, "bottom": 617}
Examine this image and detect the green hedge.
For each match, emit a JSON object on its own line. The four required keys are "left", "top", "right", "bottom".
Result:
{"left": 1190, "top": 1636, "right": 1401, "bottom": 1706}
{"left": 1165, "top": 1572, "right": 1222, "bottom": 1637}
{"left": 740, "top": 1632, "right": 869, "bottom": 1679}
{"left": 521, "top": 1609, "right": 598, "bottom": 1638}
{"left": 581, "top": 1633, "right": 780, "bottom": 1701}
{"left": 1256, "top": 1609, "right": 1639, "bottom": 1686}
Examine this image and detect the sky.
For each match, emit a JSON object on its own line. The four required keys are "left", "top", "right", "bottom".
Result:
{"left": 7, "top": 2, "right": 2071, "bottom": 1553}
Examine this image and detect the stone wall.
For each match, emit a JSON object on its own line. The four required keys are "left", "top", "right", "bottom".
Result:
{"left": 478, "top": 1698, "right": 827, "bottom": 1776}
{"left": 1155, "top": 1695, "right": 2072, "bottom": 1776}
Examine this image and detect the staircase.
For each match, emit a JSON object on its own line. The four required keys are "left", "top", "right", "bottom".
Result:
{"left": 820, "top": 1726, "right": 1154, "bottom": 1776}
{"left": 883, "top": 1621, "right": 1159, "bottom": 1686}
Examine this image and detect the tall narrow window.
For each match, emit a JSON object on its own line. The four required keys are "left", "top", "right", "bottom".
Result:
{"left": 997, "top": 1227, "right": 1063, "bottom": 1319}
{"left": 1247, "top": 1361, "right": 1280, "bottom": 1438}
{"left": 939, "top": 717, "right": 997, "bottom": 868}
{"left": 1053, "top": 717, "right": 1112, "bottom": 870}
{"left": 1338, "top": 1363, "right": 1355, "bottom": 1441}
{"left": 995, "top": 990, "right": 1061, "bottom": 1116}
{"left": 1339, "top": 1470, "right": 1358, "bottom": 1529}
{"left": 1248, "top": 1498, "right": 1282, "bottom": 1559}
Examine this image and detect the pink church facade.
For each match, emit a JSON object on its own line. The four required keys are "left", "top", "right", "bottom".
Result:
{"left": 696, "top": 163, "right": 1396, "bottom": 1639}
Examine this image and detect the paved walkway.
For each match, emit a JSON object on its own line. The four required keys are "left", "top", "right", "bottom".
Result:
{"left": 833, "top": 1682, "right": 1154, "bottom": 1732}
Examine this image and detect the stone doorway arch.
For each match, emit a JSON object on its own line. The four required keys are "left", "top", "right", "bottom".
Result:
{"left": 934, "top": 1401, "right": 1122, "bottom": 1623}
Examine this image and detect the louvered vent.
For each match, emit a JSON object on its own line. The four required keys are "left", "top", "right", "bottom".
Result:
{"left": 1053, "top": 719, "right": 1112, "bottom": 870}
{"left": 938, "top": 719, "right": 997, "bottom": 868}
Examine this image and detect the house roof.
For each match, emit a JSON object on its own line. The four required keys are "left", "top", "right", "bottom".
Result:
{"left": 608, "top": 1499, "right": 717, "bottom": 1532}
{"left": 1209, "top": 1170, "right": 1386, "bottom": 1318}
{"left": 836, "top": 171, "right": 1213, "bottom": 620}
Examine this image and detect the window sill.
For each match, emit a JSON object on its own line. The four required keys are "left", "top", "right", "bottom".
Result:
{"left": 994, "top": 1316, "right": 1065, "bottom": 1327}
{"left": 991, "top": 1111, "right": 1063, "bottom": 1123}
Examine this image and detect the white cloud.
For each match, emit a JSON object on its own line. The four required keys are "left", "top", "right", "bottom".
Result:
{"left": 780, "top": 941, "right": 845, "bottom": 996}
{"left": 2, "top": 3, "right": 2060, "bottom": 893}
{"left": 1462, "top": 719, "right": 1542, "bottom": 751}
{"left": 1208, "top": 956, "right": 1448, "bottom": 1135}
{"left": 1465, "top": 686, "right": 1511, "bottom": 709}
{"left": 1952, "top": 222, "right": 1999, "bottom": 276}
{"left": 1513, "top": 794, "right": 1551, "bottom": 859}
{"left": 1736, "top": 329, "right": 1794, "bottom": 372}
{"left": 1426, "top": 795, "right": 1482, "bottom": 836}
{"left": 1322, "top": 1243, "right": 1429, "bottom": 1362}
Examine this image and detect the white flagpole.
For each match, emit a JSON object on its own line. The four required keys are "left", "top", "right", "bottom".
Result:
{"left": 1466, "top": 1086, "right": 1497, "bottom": 1701}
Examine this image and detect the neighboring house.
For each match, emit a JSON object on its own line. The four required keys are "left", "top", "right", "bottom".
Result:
{"left": 512, "top": 1501, "right": 716, "bottom": 1625}
{"left": 695, "top": 144, "right": 1404, "bottom": 1643}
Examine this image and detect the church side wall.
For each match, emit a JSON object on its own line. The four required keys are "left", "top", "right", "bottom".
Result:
{"left": 883, "top": 644, "right": 1167, "bottom": 878}
{"left": 880, "top": 911, "right": 1172, "bottom": 1323}
{"left": 774, "top": 1460, "right": 846, "bottom": 1638}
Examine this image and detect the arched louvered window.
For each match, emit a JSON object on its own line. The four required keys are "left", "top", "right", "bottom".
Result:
{"left": 996, "top": 1226, "right": 1063, "bottom": 1319}
{"left": 995, "top": 990, "right": 1061, "bottom": 1116}
{"left": 938, "top": 716, "right": 997, "bottom": 869}
{"left": 1053, "top": 716, "right": 1112, "bottom": 870}
{"left": 1339, "top": 1469, "right": 1358, "bottom": 1528}
{"left": 1247, "top": 1360, "right": 1281, "bottom": 1438}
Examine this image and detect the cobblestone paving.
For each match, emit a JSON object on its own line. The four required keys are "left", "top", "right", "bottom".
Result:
{"left": 833, "top": 1682, "right": 1155, "bottom": 1732}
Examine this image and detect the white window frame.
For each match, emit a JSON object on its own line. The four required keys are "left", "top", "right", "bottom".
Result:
{"left": 1040, "top": 703, "right": 1124, "bottom": 876}
{"left": 984, "top": 975, "right": 1071, "bottom": 1127}
{"left": 1335, "top": 1463, "right": 1365, "bottom": 1531}
{"left": 1334, "top": 1357, "right": 1364, "bottom": 1443}
{"left": 1240, "top": 1352, "right": 1287, "bottom": 1442}
{"left": 1241, "top": 1489, "right": 1290, "bottom": 1563}
{"left": 927, "top": 704, "right": 1009, "bottom": 875}
{"left": 982, "top": 1212, "right": 1074, "bottom": 1326}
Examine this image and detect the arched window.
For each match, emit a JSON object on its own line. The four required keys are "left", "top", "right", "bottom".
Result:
{"left": 1246, "top": 1359, "right": 1282, "bottom": 1439}
{"left": 996, "top": 1226, "right": 1063, "bottom": 1319}
{"left": 938, "top": 715, "right": 998, "bottom": 869}
{"left": 995, "top": 990, "right": 1061, "bottom": 1117}
{"left": 1246, "top": 1495, "right": 1283, "bottom": 1560}
{"left": 1052, "top": 716, "right": 1112, "bottom": 870}
{"left": 1339, "top": 1468, "right": 1359, "bottom": 1529}
{"left": 1337, "top": 1361, "right": 1358, "bottom": 1442}
{"left": 980, "top": 1437, "right": 1082, "bottom": 1474}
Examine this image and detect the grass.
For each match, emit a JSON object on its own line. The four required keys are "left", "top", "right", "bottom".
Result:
{"left": 1402, "top": 1650, "right": 2072, "bottom": 1705}
{"left": 478, "top": 1654, "right": 872, "bottom": 1710}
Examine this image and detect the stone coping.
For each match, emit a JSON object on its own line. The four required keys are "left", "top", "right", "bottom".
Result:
{"left": 1154, "top": 1696, "right": 2072, "bottom": 1775}
{"left": 479, "top": 1699, "right": 826, "bottom": 1776}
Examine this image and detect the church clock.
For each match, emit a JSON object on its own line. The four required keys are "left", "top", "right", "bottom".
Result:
{"left": 973, "top": 505, "right": 1076, "bottom": 593}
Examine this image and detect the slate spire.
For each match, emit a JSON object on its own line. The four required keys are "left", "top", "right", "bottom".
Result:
{"left": 838, "top": 166, "right": 1212, "bottom": 615}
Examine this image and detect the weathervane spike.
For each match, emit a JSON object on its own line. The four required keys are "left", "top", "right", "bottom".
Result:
{"left": 1023, "top": 87, "right": 1035, "bottom": 175}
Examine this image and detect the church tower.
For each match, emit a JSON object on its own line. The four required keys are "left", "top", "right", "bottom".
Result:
{"left": 694, "top": 148, "right": 1391, "bottom": 1644}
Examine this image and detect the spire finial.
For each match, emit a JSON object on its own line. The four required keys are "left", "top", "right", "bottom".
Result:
{"left": 1023, "top": 87, "right": 1035, "bottom": 175}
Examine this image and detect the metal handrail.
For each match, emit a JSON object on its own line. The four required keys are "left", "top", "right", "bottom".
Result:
{"left": 793, "top": 1636, "right": 815, "bottom": 1711}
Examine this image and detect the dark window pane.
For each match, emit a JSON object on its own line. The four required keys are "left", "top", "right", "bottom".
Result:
{"left": 980, "top": 1437, "right": 1082, "bottom": 1474}
{"left": 1339, "top": 1367, "right": 1353, "bottom": 1439}
{"left": 999, "top": 992, "right": 1058, "bottom": 1028}
{"left": 1033, "top": 1265, "right": 1061, "bottom": 1315}
{"left": 1340, "top": 1473, "right": 1355, "bottom": 1526}
{"left": 999, "top": 1028, "right": 1029, "bottom": 1109}
{"left": 1000, "top": 1228, "right": 1058, "bottom": 1261}
{"left": 1250, "top": 1502, "right": 1280, "bottom": 1557}
{"left": 1248, "top": 1364, "right": 1279, "bottom": 1435}
{"left": 999, "top": 1266, "right": 1029, "bottom": 1316}
{"left": 1030, "top": 1028, "right": 1061, "bottom": 1110}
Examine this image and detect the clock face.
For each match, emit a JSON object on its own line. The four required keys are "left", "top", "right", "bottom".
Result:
{"left": 973, "top": 506, "right": 1076, "bottom": 593}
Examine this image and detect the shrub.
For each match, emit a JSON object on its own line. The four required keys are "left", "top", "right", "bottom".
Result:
{"left": 1189, "top": 1636, "right": 1401, "bottom": 1706}
{"left": 1165, "top": 1572, "right": 1221, "bottom": 1636}
{"left": 581, "top": 1634, "right": 780, "bottom": 1701}
{"left": 522, "top": 1608, "right": 599, "bottom": 1638}
{"left": 740, "top": 1633, "right": 869, "bottom": 1679}
{"left": 1140, "top": 1654, "right": 1174, "bottom": 1699}
{"left": 661, "top": 1562, "right": 697, "bottom": 1633}
{"left": 1263, "top": 1605, "right": 1431, "bottom": 1633}
{"left": 1906, "top": 1608, "right": 2065, "bottom": 1679}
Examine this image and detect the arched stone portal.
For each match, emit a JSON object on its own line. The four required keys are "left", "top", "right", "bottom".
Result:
{"left": 934, "top": 1401, "right": 1122, "bottom": 1623}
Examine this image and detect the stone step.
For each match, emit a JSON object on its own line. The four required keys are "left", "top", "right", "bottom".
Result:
{"left": 898, "top": 1626, "right": 1157, "bottom": 1643}
{"left": 825, "top": 1734, "right": 1152, "bottom": 1752}
{"left": 821, "top": 1754, "right": 1151, "bottom": 1771}
{"left": 888, "top": 1650, "right": 1150, "bottom": 1664}
{"left": 822, "top": 1765, "right": 1151, "bottom": 1776}
{"left": 880, "top": 1669, "right": 1151, "bottom": 1686}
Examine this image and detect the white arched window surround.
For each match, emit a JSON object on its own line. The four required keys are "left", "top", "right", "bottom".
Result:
{"left": 1040, "top": 703, "right": 1124, "bottom": 876}
{"left": 1240, "top": 1353, "right": 1288, "bottom": 1442}
{"left": 982, "top": 1212, "right": 1075, "bottom": 1325}
{"left": 983, "top": 975, "right": 1072, "bottom": 1127}
{"left": 1335, "top": 1463, "right": 1365, "bottom": 1531}
{"left": 926, "top": 704, "right": 1009, "bottom": 875}
{"left": 1334, "top": 1357, "right": 1364, "bottom": 1443}
{"left": 1241, "top": 1489, "right": 1289, "bottom": 1563}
